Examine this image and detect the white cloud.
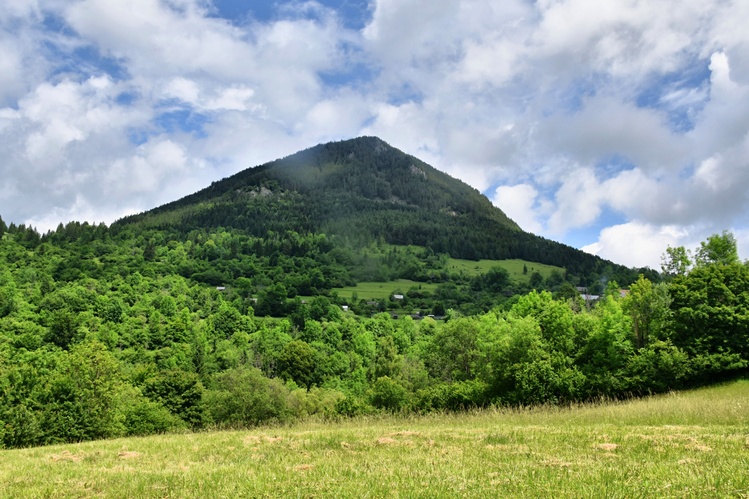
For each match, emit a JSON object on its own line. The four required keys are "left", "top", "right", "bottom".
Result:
{"left": 164, "top": 78, "right": 257, "bottom": 112}
{"left": 532, "top": 0, "right": 713, "bottom": 80}
{"left": 0, "top": 39, "right": 25, "bottom": 104}
{"left": 25, "top": 196, "right": 139, "bottom": 233}
{"left": 537, "top": 96, "right": 688, "bottom": 172}
{"left": 105, "top": 139, "right": 201, "bottom": 197}
{"left": 0, "top": 0, "right": 41, "bottom": 18}
{"left": 582, "top": 222, "right": 689, "bottom": 270}
{"left": 302, "top": 93, "right": 372, "bottom": 139}
{"left": 64, "top": 0, "right": 347, "bottom": 124}
{"left": 362, "top": 101, "right": 441, "bottom": 164}
{"left": 583, "top": 221, "right": 749, "bottom": 270}
{"left": 164, "top": 77, "right": 200, "bottom": 104}
{"left": 492, "top": 184, "right": 547, "bottom": 234}
{"left": 547, "top": 168, "right": 602, "bottom": 233}
{"left": 363, "top": 0, "right": 462, "bottom": 67}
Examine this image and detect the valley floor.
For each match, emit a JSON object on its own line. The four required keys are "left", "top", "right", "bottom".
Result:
{"left": 2, "top": 380, "right": 749, "bottom": 498}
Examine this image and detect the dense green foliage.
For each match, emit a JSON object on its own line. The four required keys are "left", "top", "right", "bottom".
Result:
{"left": 2, "top": 214, "right": 748, "bottom": 448}
{"left": 0, "top": 141, "right": 742, "bottom": 448}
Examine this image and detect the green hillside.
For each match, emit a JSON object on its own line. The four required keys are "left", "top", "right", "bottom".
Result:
{"left": 115, "top": 137, "right": 640, "bottom": 281}
{"left": 2, "top": 138, "right": 747, "bottom": 454}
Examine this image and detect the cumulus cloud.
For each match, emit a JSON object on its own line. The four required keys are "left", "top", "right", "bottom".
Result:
{"left": 491, "top": 184, "right": 547, "bottom": 234}
{"left": 537, "top": 96, "right": 688, "bottom": 172}
{"left": 581, "top": 222, "right": 689, "bottom": 270}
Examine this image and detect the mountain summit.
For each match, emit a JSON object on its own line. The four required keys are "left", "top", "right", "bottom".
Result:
{"left": 117, "top": 137, "right": 623, "bottom": 275}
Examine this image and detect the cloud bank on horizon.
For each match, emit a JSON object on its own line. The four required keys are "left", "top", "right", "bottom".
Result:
{"left": 1, "top": 0, "right": 748, "bottom": 269}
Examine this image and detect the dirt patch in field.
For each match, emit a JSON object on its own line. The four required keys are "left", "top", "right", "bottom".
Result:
{"left": 377, "top": 437, "right": 397, "bottom": 445}
{"left": 294, "top": 464, "right": 314, "bottom": 472}
{"left": 118, "top": 451, "right": 140, "bottom": 459}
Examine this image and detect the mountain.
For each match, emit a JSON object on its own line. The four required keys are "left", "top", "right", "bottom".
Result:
{"left": 116, "top": 136, "right": 636, "bottom": 278}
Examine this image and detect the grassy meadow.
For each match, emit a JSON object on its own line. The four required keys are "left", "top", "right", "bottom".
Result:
{"left": 2, "top": 380, "right": 749, "bottom": 498}
{"left": 446, "top": 257, "right": 563, "bottom": 283}
{"left": 334, "top": 279, "right": 440, "bottom": 302}
{"left": 333, "top": 258, "right": 564, "bottom": 302}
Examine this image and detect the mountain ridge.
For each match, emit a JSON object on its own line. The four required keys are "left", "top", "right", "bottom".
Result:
{"left": 129, "top": 136, "right": 518, "bottom": 228}
{"left": 115, "top": 136, "right": 640, "bottom": 279}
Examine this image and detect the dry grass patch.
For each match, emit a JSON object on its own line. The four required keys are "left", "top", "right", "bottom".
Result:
{"left": 678, "top": 458, "right": 699, "bottom": 465}
{"left": 49, "top": 450, "right": 83, "bottom": 463}
{"left": 389, "top": 431, "right": 420, "bottom": 437}
{"left": 687, "top": 444, "right": 713, "bottom": 452}
{"left": 242, "top": 435, "right": 261, "bottom": 445}
{"left": 541, "top": 457, "right": 574, "bottom": 468}
{"left": 594, "top": 443, "right": 619, "bottom": 452}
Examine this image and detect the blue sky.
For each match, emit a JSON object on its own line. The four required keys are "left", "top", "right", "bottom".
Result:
{"left": 2, "top": 0, "right": 749, "bottom": 269}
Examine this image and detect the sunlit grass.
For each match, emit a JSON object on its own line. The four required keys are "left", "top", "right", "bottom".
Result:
{"left": 333, "top": 259, "right": 565, "bottom": 302}
{"left": 334, "top": 279, "right": 440, "bottom": 301}
{"left": 446, "top": 257, "right": 563, "bottom": 283}
{"left": 3, "top": 380, "right": 749, "bottom": 498}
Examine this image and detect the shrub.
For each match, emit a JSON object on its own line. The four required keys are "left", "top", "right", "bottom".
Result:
{"left": 142, "top": 370, "right": 205, "bottom": 429}
{"left": 370, "top": 376, "right": 408, "bottom": 412}
{"left": 413, "top": 379, "right": 489, "bottom": 412}
{"left": 624, "top": 340, "right": 690, "bottom": 394}
{"left": 289, "top": 387, "right": 344, "bottom": 417}
{"left": 205, "top": 367, "right": 293, "bottom": 427}
{"left": 120, "top": 386, "right": 186, "bottom": 436}
{"left": 334, "top": 395, "right": 371, "bottom": 417}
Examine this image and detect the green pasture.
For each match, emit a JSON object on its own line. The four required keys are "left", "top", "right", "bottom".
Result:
{"left": 333, "top": 279, "right": 440, "bottom": 302}
{"left": 2, "top": 380, "right": 749, "bottom": 498}
{"left": 334, "top": 256, "right": 565, "bottom": 302}
{"left": 380, "top": 244, "right": 564, "bottom": 283}
{"left": 447, "top": 257, "right": 564, "bottom": 283}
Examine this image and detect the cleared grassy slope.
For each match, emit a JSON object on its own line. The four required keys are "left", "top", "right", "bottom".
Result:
{"left": 334, "top": 279, "right": 440, "bottom": 301}
{"left": 2, "top": 380, "right": 749, "bottom": 498}
{"left": 446, "top": 257, "right": 563, "bottom": 283}
{"left": 332, "top": 255, "right": 566, "bottom": 302}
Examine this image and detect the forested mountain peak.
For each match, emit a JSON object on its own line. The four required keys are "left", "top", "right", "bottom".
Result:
{"left": 127, "top": 136, "right": 518, "bottom": 229}
{"left": 115, "top": 137, "right": 626, "bottom": 276}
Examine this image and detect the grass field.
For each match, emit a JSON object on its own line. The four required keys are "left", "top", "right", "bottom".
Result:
{"left": 2, "top": 380, "right": 749, "bottom": 498}
{"left": 334, "top": 279, "right": 440, "bottom": 301}
{"left": 447, "top": 257, "right": 564, "bottom": 283}
{"left": 333, "top": 259, "right": 565, "bottom": 302}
